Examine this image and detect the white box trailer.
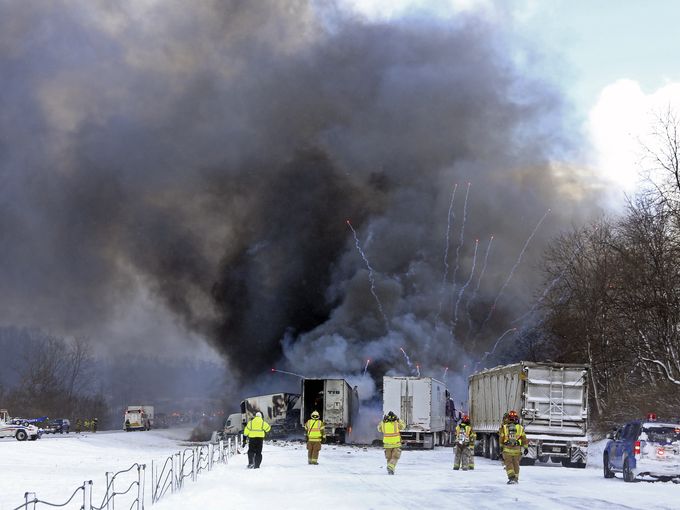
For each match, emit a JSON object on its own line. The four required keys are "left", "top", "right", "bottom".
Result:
{"left": 382, "top": 376, "right": 455, "bottom": 449}
{"left": 469, "top": 362, "right": 589, "bottom": 467}
{"left": 301, "top": 379, "right": 359, "bottom": 444}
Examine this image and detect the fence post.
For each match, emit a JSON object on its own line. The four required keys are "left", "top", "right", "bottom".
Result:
{"left": 136, "top": 464, "right": 143, "bottom": 510}
{"left": 83, "top": 480, "right": 92, "bottom": 510}
{"left": 178, "top": 451, "right": 184, "bottom": 490}
{"left": 105, "top": 472, "right": 110, "bottom": 510}
{"left": 24, "top": 492, "right": 36, "bottom": 510}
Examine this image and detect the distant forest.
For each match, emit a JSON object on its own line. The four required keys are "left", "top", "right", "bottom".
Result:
{"left": 0, "top": 327, "right": 225, "bottom": 428}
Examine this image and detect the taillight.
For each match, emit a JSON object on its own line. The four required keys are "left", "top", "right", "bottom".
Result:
{"left": 657, "top": 448, "right": 665, "bottom": 457}
{"left": 634, "top": 441, "right": 641, "bottom": 456}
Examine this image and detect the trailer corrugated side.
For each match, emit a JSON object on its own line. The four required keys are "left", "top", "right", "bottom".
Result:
{"left": 383, "top": 376, "right": 453, "bottom": 449}
{"left": 469, "top": 362, "right": 589, "bottom": 467}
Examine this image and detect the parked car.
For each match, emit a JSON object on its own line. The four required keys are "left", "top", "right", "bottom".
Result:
{"left": 11, "top": 416, "right": 48, "bottom": 427}
{"left": 603, "top": 418, "right": 680, "bottom": 482}
{"left": 47, "top": 418, "right": 71, "bottom": 434}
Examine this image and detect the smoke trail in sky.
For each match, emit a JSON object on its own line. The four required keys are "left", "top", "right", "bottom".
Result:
{"left": 453, "top": 238, "right": 479, "bottom": 326}
{"left": 451, "top": 182, "right": 472, "bottom": 289}
{"left": 399, "top": 347, "right": 413, "bottom": 373}
{"left": 465, "top": 235, "right": 494, "bottom": 333}
{"left": 347, "top": 219, "right": 390, "bottom": 331}
{"left": 473, "top": 209, "right": 551, "bottom": 342}
{"left": 435, "top": 183, "right": 458, "bottom": 325}
{"left": 473, "top": 327, "right": 517, "bottom": 371}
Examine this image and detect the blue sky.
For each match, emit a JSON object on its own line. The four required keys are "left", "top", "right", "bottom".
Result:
{"left": 348, "top": 0, "right": 680, "bottom": 195}
{"left": 518, "top": 0, "right": 680, "bottom": 111}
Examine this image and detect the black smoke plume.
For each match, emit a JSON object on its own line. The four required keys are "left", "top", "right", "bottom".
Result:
{"left": 0, "top": 1, "right": 600, "bottom": 388}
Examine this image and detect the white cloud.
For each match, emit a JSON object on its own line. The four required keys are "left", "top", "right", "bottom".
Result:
{"left": 587, "top": 80, "right": 680, "bottom": 194}
{"left": 343, "top": 0, "right": 492, "bottom": 20}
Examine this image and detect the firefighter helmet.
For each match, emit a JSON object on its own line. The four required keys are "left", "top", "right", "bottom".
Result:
{"left": 507, "top": 410, "right": 519, "bottom": 422}
{"left": 461, "top": 414, "right": 470, "bottom": 424}
{"left": 646, "top": 412, "right": 657, "bottom": 422}
{"left": 255, "top": 411, "right": 263, "bottom": 418}
{"left": 311, "top": 411, "right": 320, "bottom": 419}
{"left": 387, "top": 411, "right": 398, "bottom": 421}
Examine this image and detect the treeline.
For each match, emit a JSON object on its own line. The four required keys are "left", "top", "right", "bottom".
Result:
{"left": 0, "top": 327, "right": 226, "bottom": 428}
{"left": 0, "top": 328, "right": 109, "bottom": 424}
{"left": 517, "top": 110, "right": 680, "bottom": 429}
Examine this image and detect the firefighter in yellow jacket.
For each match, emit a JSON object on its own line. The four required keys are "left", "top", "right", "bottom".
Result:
{"left": 304, "top": 410, "right": 326, "bottom": 465}
{"left": 499, "top": 410, "right": 527, "bottom": 484}
{"left": 243, "top": 411, "right": 271, "bottom": 469}
{"left": 453, "top": 414, "right": 476, "bottom": 471}
{"left": 378, "top": 411, "right": 406, "bottom": 475}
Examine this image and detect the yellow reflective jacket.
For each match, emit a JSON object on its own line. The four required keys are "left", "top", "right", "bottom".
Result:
{"left": 377, "top": 419, "right": 406, "bottom": 448}
{"left": 305, "top": 419, "right": 325, "bottom": 442}
{"left": 454, "top": 424, "right": 477, "bottom": 445}
{"left": 499, "top": 423, "right": 526, "bottom": 450}
{"left": 244, "top": 416, "right": 271, "bottom": 438}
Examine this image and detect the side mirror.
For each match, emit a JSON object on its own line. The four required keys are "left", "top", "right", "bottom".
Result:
{"left": 606, "top": 432, "right": 614, "bottom": 440}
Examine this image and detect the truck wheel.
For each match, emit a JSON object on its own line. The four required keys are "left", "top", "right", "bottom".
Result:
{"left": 16, "top": 430, "right": 28, "bottom": 441}
{"left": 29, "top": 435, "right": 38, "bottom": 441}
{"left": 561, "top": 459, "right": 572, "bottom": 468}
{"left": 490, "top": 436, "right": 500, "bottom": 460}
{"left": 623, "top": 458, "right": 636, "bottom": 482}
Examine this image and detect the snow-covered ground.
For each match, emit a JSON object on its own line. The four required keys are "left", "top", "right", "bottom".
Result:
{"left": 1, "top": 431, "right": 678, "bottom": 510}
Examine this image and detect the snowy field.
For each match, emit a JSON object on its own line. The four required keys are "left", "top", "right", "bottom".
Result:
{"left": 1, "top": 430, "right": 679, "bottom": 510}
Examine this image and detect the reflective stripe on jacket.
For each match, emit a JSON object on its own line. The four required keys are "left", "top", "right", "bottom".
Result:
{"left": 377, "top": 419, "right": 406, "bottom": 448}
{"left": 305, "top": 419, "right": 325, "bottom": 441}
{"left": 455, "top": 424, "right": 476, "bottom": 445}
{"left": 244, "top": 416, "right": 271, "bottom": 438}
{"left": 499, "top": 423, "right": 526, "bottom": 452}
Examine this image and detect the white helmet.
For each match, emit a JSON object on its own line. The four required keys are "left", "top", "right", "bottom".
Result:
{"left": 255, "top": 411, "right": 263, "bottom": 418}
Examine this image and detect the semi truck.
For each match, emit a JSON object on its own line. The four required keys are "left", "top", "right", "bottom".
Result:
{"left": 468, "top": 362, "right": 589, "bottom": 467}
{"left": 124, "top": 405, "right": 154, "bottom": 431}
{"left": 382, "top": 376, "right": 456, "bottom": 449}
{"left": 240, "top": 393, "right": 302, "bottom": 437}
{"left": 0, "top": 409, "right": 41, "bottom": 441}
{"left": 301, "top": 378, "right": 359, "bottom": 444}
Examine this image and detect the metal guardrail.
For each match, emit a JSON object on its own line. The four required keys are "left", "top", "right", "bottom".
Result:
{"left": 11, "top": 436, "right": 239, "bottom": 510}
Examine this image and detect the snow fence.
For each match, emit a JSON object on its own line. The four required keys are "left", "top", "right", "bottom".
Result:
{"left": 11, "top": 437, "right": 239, "bottom": 510}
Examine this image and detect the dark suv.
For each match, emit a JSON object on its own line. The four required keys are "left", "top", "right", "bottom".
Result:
{"left": 48, "top": 418, "right": 71, "bottom": 434}
{"left": 603, "top": 419, "right": 680, "bottom": 482}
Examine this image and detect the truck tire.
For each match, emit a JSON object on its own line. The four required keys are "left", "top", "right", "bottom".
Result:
{"left": 623, "top": 458, "right": 637, "bottom": 482}
{"left": 603, "top": 453, "right": 614, "bottom": 478}
{"left": 490, "top": 436, "right": 500, "bottom": 460}
{"left": 16, "top": 430, "right": 28, "bottom": 441}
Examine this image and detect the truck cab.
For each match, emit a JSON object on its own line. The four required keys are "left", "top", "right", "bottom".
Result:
{"left": 0, "top": 409, "right": 41, "bottom": 441}
{"left": 223, "top": 413, "right": 244, "bottom": 435}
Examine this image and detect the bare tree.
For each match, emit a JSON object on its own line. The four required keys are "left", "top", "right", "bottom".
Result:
{"left": 641, "top": 106, "right": 680, "bottom": 209}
